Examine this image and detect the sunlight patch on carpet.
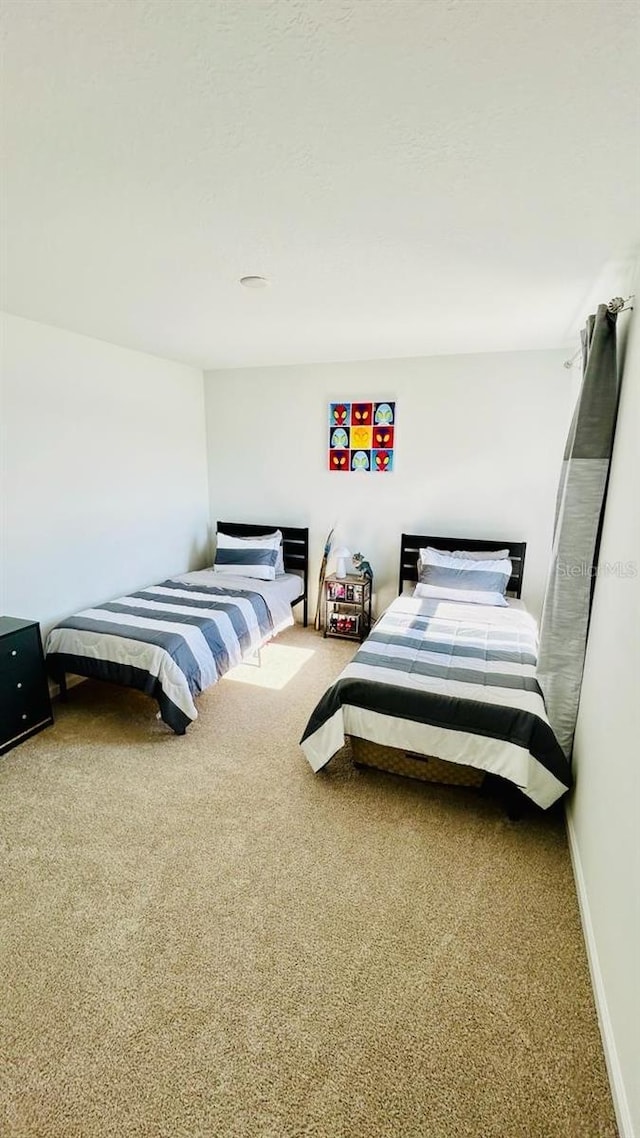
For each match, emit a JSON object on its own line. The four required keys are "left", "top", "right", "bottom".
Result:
{"left": 222, "top": 643, "right": 316, "bottom": 689}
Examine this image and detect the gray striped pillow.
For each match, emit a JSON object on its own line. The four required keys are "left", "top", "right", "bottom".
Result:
{"left": 417, "top": 547, "right": 512, "bottom": 605}
{"left": 214, "top": 531, "right": 280, "bottom": 581}
{"left": 230, "top": 530, "right": 285, "bottom": 575}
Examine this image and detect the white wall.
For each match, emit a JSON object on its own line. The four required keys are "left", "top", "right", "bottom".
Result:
{"left": 204, "top": 349, "right": 574, "bottom": 618}
{"left": 0, "top": 312, "right": 210, "bottom": 635}
{"left": 568, "top": 294, "right": 639, "bottom": 1137}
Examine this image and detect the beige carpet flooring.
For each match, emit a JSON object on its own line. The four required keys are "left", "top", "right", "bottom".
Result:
{"left": 1, "top": 626, "right": 617, "bottom": 1138}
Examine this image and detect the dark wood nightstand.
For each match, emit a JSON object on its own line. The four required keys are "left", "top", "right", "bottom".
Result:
{"left": 0, "top": 617, "right": 54, "bottom": 755}
{"left": 323, "top": 574, "right": 372, "bottom": 641}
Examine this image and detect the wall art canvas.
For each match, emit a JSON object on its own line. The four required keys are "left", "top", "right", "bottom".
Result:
{"left": 328, "top": 401, "right": 396, "bottom": 472}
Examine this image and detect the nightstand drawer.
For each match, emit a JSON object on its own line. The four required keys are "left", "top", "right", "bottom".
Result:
{"left": 0, "top": 617, "right": 53, "bottom": 754}
{"left": 0, "top": 624, "right": 43, "bottom": 672}
{"left": 0, "top": 685, "right": 52, "bottom": 738}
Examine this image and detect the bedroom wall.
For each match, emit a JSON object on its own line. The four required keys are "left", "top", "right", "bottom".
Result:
{"left": 203, "top": 348, "right": 574, "bottom": 619}
{"left": 0, "top": 312, "right": 210, "bottom": 635}
{"left": 568, "top": 295, "right": 639, "bottom": 1137}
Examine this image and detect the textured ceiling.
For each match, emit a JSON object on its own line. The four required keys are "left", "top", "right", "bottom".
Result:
{"left": 1, "top": 0, "right": 639, "bottom": 369}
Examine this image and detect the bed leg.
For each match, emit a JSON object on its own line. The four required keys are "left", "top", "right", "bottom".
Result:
{"left": 58, "top": 672, "right": 68, "bottom": 702}
{"left": 484, "top": 774, "right": 526, "bottom": 821}
{"left": 303, "top": 598, "right": 308, "bottom": 627}
{"left": 503, "top": 784, "right": 525, "bottom": 822}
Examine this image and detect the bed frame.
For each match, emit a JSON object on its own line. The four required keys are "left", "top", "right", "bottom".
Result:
{"left": 53, "top": 521, "right": 310, "bottom": 707}
{"left": 217, "top": 521, "right": 309, "bottom": 626}
{"left": 398, "top": 534, "right": 526, "bottom": 599}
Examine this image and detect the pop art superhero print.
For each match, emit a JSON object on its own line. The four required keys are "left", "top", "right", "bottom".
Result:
{"left": 374, "top": 401, "right": 395, "bottom": 424}
{"left": 329, "top": 403, "right": 350, "bottom": 427}
{"left": 351, "top": 450, "right": 371, "bottom": 471}
{"left": 372, "top": 424, "right": 394, "bottom": 450}
{"left": 328, "top": 401, "right": 395, "bottom": 471}
{"left": 351, "top": 425, "right": 372, "bottom": 450}
{"left": 352, "top": 402, "right": 373, "bottom": 425}
{"left": 329, "top": 426, "right": 350, "bottom": 449}
{"left": 373, "top": 449, "right": 393, "bottom": 472}
{"left": 329, "top": 449, "right": 349, "bottom": 471}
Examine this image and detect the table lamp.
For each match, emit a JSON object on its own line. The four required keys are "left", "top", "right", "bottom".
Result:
{"left": 333, "top": 546, "right": 352, "bottom": 579}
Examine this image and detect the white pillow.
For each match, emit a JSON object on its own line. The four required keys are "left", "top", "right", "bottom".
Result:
{"left": 228, "top": 529, "right": 285, "bottom": 575}
{"left": 214, "top": 531, "right": 281, "bottom": 581}
{"left": 413, "top": 582, "right": 509, "bottom": 607}
{"left": 417, "top": 546, "right": 512, "bottom": 605}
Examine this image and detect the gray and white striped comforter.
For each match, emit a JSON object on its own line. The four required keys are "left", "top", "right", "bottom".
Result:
{"left": 301, "top": 595, "right": 571, "bottom": 808}
{"left": 46, "top": 570, "right": 296, "bottom": 733}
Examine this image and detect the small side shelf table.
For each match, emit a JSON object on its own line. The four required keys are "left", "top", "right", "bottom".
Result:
{"left": 323, "top": 574, "right": 372, "bottom": 642}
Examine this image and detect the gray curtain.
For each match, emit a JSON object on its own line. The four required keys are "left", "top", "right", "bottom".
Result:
{"left": 537, "top": 304, "right": 620, "bottom": 760}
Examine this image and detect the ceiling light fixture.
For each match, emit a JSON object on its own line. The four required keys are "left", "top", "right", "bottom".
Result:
{"left": 239, "top": 275, "right": 270, "bottom": 289}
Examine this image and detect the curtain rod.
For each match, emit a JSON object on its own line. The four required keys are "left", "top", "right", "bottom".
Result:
{"left": 562, "top": 295, "right": 635, "bottom": 369}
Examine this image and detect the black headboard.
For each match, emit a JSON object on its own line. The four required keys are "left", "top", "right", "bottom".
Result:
{"left": 216, "top": 521, "right": 309, "bottom": 625}
{"left": 398, "top": 534, "right": 527, "bottom": 599}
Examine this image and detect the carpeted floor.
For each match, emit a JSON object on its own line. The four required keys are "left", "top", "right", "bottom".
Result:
{"left": 1, "top": 626, "right": 617, "bottom": 1138}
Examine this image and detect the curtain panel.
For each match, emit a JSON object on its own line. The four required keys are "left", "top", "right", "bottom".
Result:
{"left": 537, "top": 304, "right": 620, "bottom": 759}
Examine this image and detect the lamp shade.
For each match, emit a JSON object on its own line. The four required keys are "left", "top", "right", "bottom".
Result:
{"left": 332, "top": 546, "right": 351, "bottom": 579}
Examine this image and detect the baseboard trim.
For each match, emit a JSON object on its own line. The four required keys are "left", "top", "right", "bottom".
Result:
{"left": 565, "top": 807, "right": 635, "bottom": 1138}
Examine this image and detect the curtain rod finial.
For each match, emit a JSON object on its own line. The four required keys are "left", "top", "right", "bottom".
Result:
{"left": 607, "top": 295, "right": 635, "bottom": 314}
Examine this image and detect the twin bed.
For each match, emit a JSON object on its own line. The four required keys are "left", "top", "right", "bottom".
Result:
{"left": 45, "top": 524, "right": 569, "bottom": 811}
{"left": 46, "top": 522, "right": 309, "bottom": 734}
{"left": 301, "top": 534, "right": 571, "bottom": 810}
